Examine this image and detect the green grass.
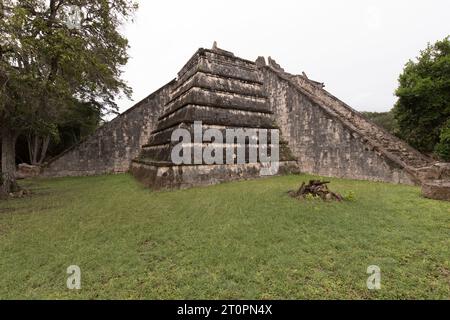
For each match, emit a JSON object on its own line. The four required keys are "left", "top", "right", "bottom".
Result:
{"left": 0, "top": 173, "right": 449, "bottom": 299}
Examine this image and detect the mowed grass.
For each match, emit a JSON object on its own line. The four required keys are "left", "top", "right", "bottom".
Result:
{"left": 0, "top": 173, "right": 449, "bottom": 299}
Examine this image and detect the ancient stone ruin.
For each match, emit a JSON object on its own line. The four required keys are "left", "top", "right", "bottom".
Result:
{"left": 41, "top": 44, "right": 450, "bottom": 199}
{"left": 130, "top": 45, "right": 297, "bottom": 189}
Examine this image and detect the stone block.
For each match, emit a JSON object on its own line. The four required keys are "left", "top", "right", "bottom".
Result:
{"left": 422, "top": 180, "right": 450, "bottom": 201}
{"left": 16, "top": 163, "right": 41, "bottom": 179}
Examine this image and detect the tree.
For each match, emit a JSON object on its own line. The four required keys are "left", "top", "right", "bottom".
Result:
{"left": 0, "top": 0, "right": 137, "bottom": 195}
{"left": 393, "top": 36, "right": 450, "bottom": 156}
{"left": 50, "top": 101, "right": 103, "bottom": 157}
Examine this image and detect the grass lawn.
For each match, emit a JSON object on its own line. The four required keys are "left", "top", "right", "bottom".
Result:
{"left": 0, "top": 173, "right": 449, "bottom": 299}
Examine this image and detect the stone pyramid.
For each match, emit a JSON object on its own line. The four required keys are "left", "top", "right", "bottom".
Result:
{"left": 43, "top": 44, "right": 450, "bottom": 200}
{"left": 130, "top": 43, "right": 298, "bottom": 189}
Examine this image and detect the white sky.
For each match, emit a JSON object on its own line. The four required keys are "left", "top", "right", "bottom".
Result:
{"left": 116, "top": 0, "right": 450, "bottom": 114}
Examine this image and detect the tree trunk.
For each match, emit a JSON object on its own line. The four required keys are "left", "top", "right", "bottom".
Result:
{"left": 32, "top": 135, "right": 39, "bottom": 164}
{"left": 27, "top": 134, "right": 40, "bottom": 165}
{"left": 38, "top": 135, "right": 50, "bottom": 164}
{"left": 27, "top": 134, "right": 51, "bottom": 165}
{"left": 1, "top": 127, "right": 19, "bottom": 195}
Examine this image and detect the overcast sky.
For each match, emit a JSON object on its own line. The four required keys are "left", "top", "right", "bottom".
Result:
{"left": 116, "top": 0, "right": 450, "bottom": 114}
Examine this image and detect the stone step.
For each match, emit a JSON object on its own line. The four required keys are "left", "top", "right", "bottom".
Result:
{"left": 290, "top": 75, "right": 432, "bottom": 169}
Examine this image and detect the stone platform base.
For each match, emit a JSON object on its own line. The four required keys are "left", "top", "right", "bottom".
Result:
{"left": 16, "top": 163, "right": 41, "bottom": 179}
{"left": 421, "top": 180, "right": 450, "bottom": 201}
{"left": 130, "top": 161, "right": 300, "bottom": 190}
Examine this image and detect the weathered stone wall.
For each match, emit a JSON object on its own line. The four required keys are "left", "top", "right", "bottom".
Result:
{"left": 42, "top": 81, "right": 175, "bottom": 177}
{"left": 289, "top": 74, "right": 431, "bottom": 169}
{"left": 261, "top": 67, "right": 416, "bottom": 184}
{"left": 42, "top": 46, "right": 434, "bottom": 187}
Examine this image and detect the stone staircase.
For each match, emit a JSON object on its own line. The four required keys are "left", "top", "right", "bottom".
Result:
{"left": 264, "top": 64, "right": 434, "bottom": 183}
{"left": 289, "top": 73, "right": 432, "bottom": 169}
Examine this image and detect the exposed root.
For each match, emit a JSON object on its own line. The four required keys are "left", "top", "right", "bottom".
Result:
{"left": 289, "top": 180, "right": 343, "bottom": 201}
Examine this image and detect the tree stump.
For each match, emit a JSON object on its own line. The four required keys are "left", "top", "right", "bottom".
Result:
{"left": 289, "top": 180, "right": 343, "bottom": 201}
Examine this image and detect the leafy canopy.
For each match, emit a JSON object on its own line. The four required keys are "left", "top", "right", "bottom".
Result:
{"left": 0, "top": 0, "right": 138, "bottom": 134}
{"left": 393, "top": 36, "right": 450, "bottom": 155}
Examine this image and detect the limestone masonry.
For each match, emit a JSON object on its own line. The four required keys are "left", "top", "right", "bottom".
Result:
{"left": 42, "top": 44, "right": 449, "bottom": 198}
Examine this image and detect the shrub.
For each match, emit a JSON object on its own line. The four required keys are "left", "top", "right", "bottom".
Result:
{"left": 435, "top": 121, "right": 450, "bottom": 161}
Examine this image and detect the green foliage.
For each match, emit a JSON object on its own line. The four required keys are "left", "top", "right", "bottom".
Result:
{"left": 0, "top": 174, "right": 449, "bottom": 299}
{"left": 435, "top": 120, "right": 450, "bottom": 161}
{"left": 50, "top": 101, "right": 102, "bottom": 155}
{"left": 361, "top": 111, "right": 398, "bottom": 135}
{"left": 343, "top": 190, "right": 356, "bottom": 201}
{"left": 393, "top": 36, "right": 450, "bottom": 154}
{"left": 0, "top": 0, "right": 137, "bottom": 146}
{"left": 304, "top": 193, "right": 319, "bottom": 201}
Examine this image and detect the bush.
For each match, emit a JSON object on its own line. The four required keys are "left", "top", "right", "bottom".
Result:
{"left": 435, "top": 122, "right": 450, "bottom": 161}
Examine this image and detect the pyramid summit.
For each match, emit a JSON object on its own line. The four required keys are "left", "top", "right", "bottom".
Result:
{"left": 42, "top": 44, "right": 449, "bottom": 199}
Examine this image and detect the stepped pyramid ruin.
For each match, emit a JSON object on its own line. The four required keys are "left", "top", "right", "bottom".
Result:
{"left": 42, "top": 44, "right": 450, "bottom": 199}
{"left": 130, "top": 44, "right": 297, "bottom": 189}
